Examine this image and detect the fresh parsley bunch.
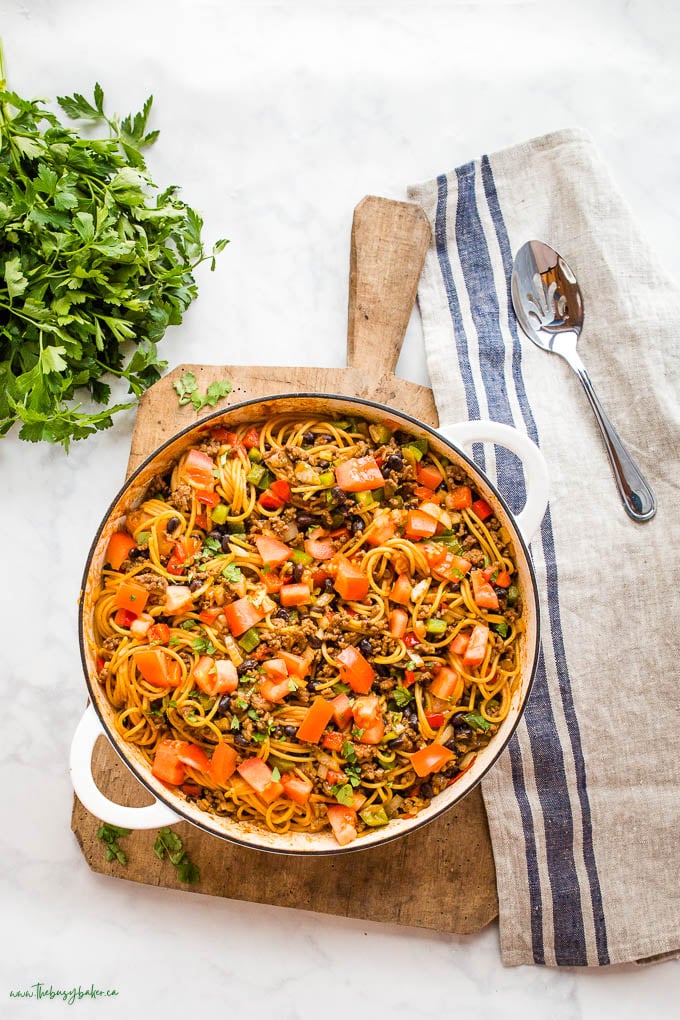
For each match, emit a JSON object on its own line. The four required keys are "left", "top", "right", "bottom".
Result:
{"left": 0, "top": 47, "right": 227, "bottom": 448}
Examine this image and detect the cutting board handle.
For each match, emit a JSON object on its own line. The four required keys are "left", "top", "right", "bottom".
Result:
{"left": 347, "top": 195, "right": 431, "bottom": 378}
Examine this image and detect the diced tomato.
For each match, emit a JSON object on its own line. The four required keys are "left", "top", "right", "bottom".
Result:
{"left": 214, "top": 659, "right": 239, "bottom": 693}
{"left": 166, "top": 536, "right": 199, "bottom": 576}
{"left": 416, "top": 462, "right": 444, "bottom": 490}
{"left": 135, "top": 648, "right": 177, "bottom": 688}
{"left": 337, "top": 646, "right": 375, "bottom": 694}
{"left": 312, "top": 567, "right": 331, "bottom": 589}
{"left": 331, "top": 693, "right": 353, "bottom": 728}
{"left": 174, "top": 741, "right": 210, "bottom": 774}
{"left": 413, "top": 485, "right": 441, "bottom": 501}
{"left": 296, "top": 696, "right": 335, "bottom": 743}
{"left": 391, "top": 573, "right": 412, "bottom": 605}
{"left": 326, "top": 768, "right": 347, "bottom": 786}
{"left": 404, "top": 509, "right": 438, "bottom": 541}
{"left": 261, "top": 657, "right": 288, "bottom": 680}
{"left": 365, "top": 515, "right": 396, "bottom": 547}
{"left": 334, "top": 557, "right": 369, "bottom": 601}
{"left": 183, "top": 448, "right": 215, "bottom": 489}
{"left": 279, "top": 582, "right": 312, "bottom": 607}
{"left": 254, "top": 535, "right": 293, "bottom": 567}
{"left": 335, "top": 456, "right": 384, "bottom": 492}
{"left": 270, "top": 479, "right": 291, "bottom": 503}
{"left": 130, "top": 614, "right": 153, "bottom": 639}
{"left": 181, "top": 783, "right": 202, "bottom": 797}
{"left": 404, "top": 632, "right": 419, "bottom": 649}
{"left": 358, "top": 718, "right": 385, "bottom": 744}
{"left": 147, "top": 623, "right": 170, "bottom": 644}
{"left": 279, "top": 650, "right": 310, "bottom": 679}
{"left": 447, "top": 485, "right": 472, "bottom": 509}
{"left": 114, "top": 580, "right": 149, "bottom": 615}
{"left": 164, "top": 585, "right": 193, "bottom": 615}
{"left": 242, "top": 426, "right": 260, "bottom": 449}
{"left": 450, "top": 631, "right": 470, "bottom": 656}
{"left": 404, "top": 669, "right": 416, "bottom": 687}
{"left": 106, "top": 532, "right": 136, "bottom": 570}
{"left": 114, "top": 607, "right": 137, "bottom": 628}
{"left": 304, "top": 535, "right": 335, "bottom": 561}
{"left": 425, "top": 711, "right": 446, "bottom": 728}
{"left": 327, "top": 805, "right": 358, "bottom": 846}
{"left": 194, "top": 512, "right": 209, "bottom": 530}
{"left": 423, "top": 545, "right": 472, "bottom": 583}
{"left": 237, "top": 758, "right": 284, "bottom": 803}
{"left": 430, "top": 666, "right": 463, "bottom": 701}
{"left": 352, "top": 694, "right": 381, "bottom": 731}
{"left": 410, "top": 742, "right": 455, "bottom": 777}
{"left": 471, "top": 498, "right": 493, "bottom": 521}
{"left": 258, "top": 489, "right": 285, "bottom": 510}
{"left": 281, "top": 772, "right": 313, "bottom": 805}
{"left": 262, "top": 569, "right": 284, "bottom": 594}
{"left": 389, "top": 608, "right": 409, "bottom": 639}
{"left": 321, "top": 731, "right": 344, "bottom": 751}
{"left": 211, "top": 428, "right": 244, "bottom": 453}
{"left": 190, "top": 654, "right": 217, "bottom": 693}
{"left": 260, "top": 677, "right": 292, "bottom": 703}
{"left": 152, "top": 741, "right": 186, "bottom": 785}
{"left": 199, "top": 607, "right": 222, "bottom": 625}
{"left": 209, "top": 742, "right": 238, "bottom": 785}
{"left": 329, "top": 526, "right": 350, "bottom": 540}
{"left": 482, "top": 565, "right": 511, "bottom": 589}
{"left": 96, "top": 656, "right": 105, "bottom": 673}
{"left": 224, "top": 596, "right": 266, "bottom": 636}
{"left": 462, "top": 623, "right": 489, "bottom": 668}
{"left": 197, "top": 489, "right": 220, "bottom": 508}
{"left": 470, "top": 570, "right": 500, "bottom": 610}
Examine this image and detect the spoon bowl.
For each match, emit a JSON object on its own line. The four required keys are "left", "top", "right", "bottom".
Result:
{"left": 511, "top": 240, "right": 656, "bottom": 522}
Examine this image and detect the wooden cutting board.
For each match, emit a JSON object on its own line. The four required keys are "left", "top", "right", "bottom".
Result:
{"left": 71, "top": 196, "right": 499, "bottom": 934}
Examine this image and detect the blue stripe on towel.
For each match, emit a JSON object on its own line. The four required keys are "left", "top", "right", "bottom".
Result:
{"left": 434, "top": 173, "right": 485, "bottom": 471}
{"left": 441, "top": 157, "right": 604, "bottom": 966}
{"left": 480, "top": 155, "right": 609, "bottom": 966}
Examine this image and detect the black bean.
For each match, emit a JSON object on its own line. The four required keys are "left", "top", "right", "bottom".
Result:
{"left": 404, "top": 706, "right": 418, "bottom": 724}
{"left": 233, "top": 733, "right": 250, "bottom": 747}
{"left": 420, "top": 782, "right": 434, "bottom": 799}
{"left": 358, "top": 638, "right": 373, "bottom": 657}
{"left": 189, "top": 578, "right": 203, "bottom": 591}
{"left": 385, "top": 453, "right": 403, "bottom": 472}
{"left": 444, "top": 738, "right": 458, "bottom": 751}
{"left": 283, "top": 725, "right": 298, "bottom": 739}
{"left": 209, "top": 529, "right": 223, "bottom": 541}
{"left": 221, "top": 536, "right": 232, "bottom": 553}
{"left": 237, "top": 658, "right": 258, "bottom": 676}
{"left": 452, "top": 713, "right": 470, "bottom": 731}
{"left": 317, "top": 460, "right": 330, "bottom": 470}
{"left": 302, "top": 431, "right": 316, "bottom": 445}
{"left": 307, "top": 635, "right": 322, "bottom": 649}
{"left": 292, "top": 562, "right": 304, "bottom": 583}
{"left": 275, "top": 608, "right": 290, "bottom": 621}
{"left": 166, "top": 517, "right": 181, "bottom": 533}
{"left": 128, "top": 547, "right": 148, "bottom": 561}
{"left": 374, "top": 663, "right": 389, "bottom": 677}
{"left": 217, "top": 695, "right": 232, "bottom": 715}
{"left": 323, "top": 577, "right": 335, "bottom": 594}
{"left": 387, "top": 735, "right": 405, "bottom": 749}
{"left": 307, "top": 679, "right": 321, "bottom": 692}
{"left": 331, "top": 486, "right": 348, "bottom": 505}
{"left": 296, "top": 512, "right": 320, "bottom": 529}
{"left": 350, "top": 515, "right": 364, "bottom": 534}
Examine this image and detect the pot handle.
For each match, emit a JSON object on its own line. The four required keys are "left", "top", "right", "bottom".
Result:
{"left": 70, "top": 705, "right": 180, "bottom": 829}
{"left": 437, "top": 420, "right": 549, "bottom": 545}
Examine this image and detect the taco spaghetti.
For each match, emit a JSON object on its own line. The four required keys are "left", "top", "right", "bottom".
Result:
{"left": 92, "top": 414, "right": 524, "bottom": 846}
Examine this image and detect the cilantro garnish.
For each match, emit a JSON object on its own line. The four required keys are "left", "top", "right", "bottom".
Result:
{"left": 180, "top": 620, "right": 197, "bottom": 630}
{"left": 191, "top": 636, "right": 217, "bottom": 655}
{"left": 465, "top": 712, "right": 491, "bottom": 732}
{"left": 173, "top": 371, "right": 233, "bottom": 414}
{"left": 230, "top": 716, "right": 240, "bottom": 731}
{"left": 97, "top": 823, "right": 131, "bottom": 865}
{"left": 393, "top": 686, "right": 414, "bottom": 708}
{"left": 203, "top": 536, "right": 223, "bottom": 555}
{"left": 222, "top": 563, "right": 243, "bottom": 583}
{"left": 153, "top": 827, "right": 200, "bottom": 884}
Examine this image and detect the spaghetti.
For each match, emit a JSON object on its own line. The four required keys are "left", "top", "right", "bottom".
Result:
{"left": 93, "top": 414, "right": 524, "bottom": 846}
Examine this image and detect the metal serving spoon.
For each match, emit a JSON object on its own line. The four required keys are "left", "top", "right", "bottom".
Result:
{"left": 511, "top": 240, "right": 656, "bottom": 522}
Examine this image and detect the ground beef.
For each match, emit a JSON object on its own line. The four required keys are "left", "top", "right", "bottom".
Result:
{"left": 133, "top": 571, "right": 168, "bottom": 604}
{"left": 198, "top": 437, "right": 222, "bottom": 457}
{"left": 466, "top": 547, "right": 486, "bottom": 567}
{"left": 102, "top": 635, "right": 121, "bottom": 652}
{"left": 168, "top": 483, "right": 192, "bottom": 513}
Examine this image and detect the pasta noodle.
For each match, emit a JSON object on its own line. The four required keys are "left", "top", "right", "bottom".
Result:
{"left": 92, "top": 414, "right": 524, "bottom": 846}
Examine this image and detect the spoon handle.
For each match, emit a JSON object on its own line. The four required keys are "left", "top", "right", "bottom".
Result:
{"left": 570, "top": 360, "right": 657, "bottom": 521}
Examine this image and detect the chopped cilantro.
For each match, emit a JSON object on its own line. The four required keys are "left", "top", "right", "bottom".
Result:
{"left": 180, "top": 620, "right": 197, "bottom": 630}
{"left": 393, "top": 686, "right": 414, "bottom": 708}
{"left": 191, "top": 636, "right": 217, "bottom": 655}
{"left": 230, "top": 716, "right": 240, "bottom": 731}
{"left": 97, "top": 823, "right": 131, "bottom": 866}
{"left": 203, "top": 536, "right": 222, "bottom": 554}
{"left": 492, "top": 621, "right": 509, "bottom": 638}
{"left": 351, "top": 726, "right": 364, "bottom": 740}
{"left": 235, "top": 697, "right": 248, "bottom": 710}
{"left": 153, "top": 827, "right": 200, "bottom": 884}
{"left": 222, "top": 563, "right": 243, "bottom": 583}
{"left": 342, "top": 741, "right": 357, "bottom": 763}
{"left": 465, "top": 712, "right": 491, "bottom": 732}
{"left": 247, "top": 708, "right": 259, "bottom": 722}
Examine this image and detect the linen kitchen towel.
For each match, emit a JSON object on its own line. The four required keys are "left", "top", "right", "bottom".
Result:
{"left": 408, "top": 129, "right": 680, "bottom": 967}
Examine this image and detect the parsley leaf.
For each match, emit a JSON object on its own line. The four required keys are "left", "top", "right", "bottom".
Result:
{"left": 173, "top": 372, "right": 232, "bottom": 413}
{"left": 465, "top": 712, "right": 491, "bottom": 732}
{"left": 222, "top": 563, "right": 243, "bottom": 583}
{"left": 191, "top": 636, "right": 217, "bottom": 655}
{"left": 203, "top": 536, "right": 223, "bottom": 555}
{"left": 0, "top": 60, "right": 228, "bottom": 448}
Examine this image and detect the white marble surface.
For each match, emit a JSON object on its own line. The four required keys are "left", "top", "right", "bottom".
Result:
{"left": 3, "top": 0, "right": 679, "bottom": 1015}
